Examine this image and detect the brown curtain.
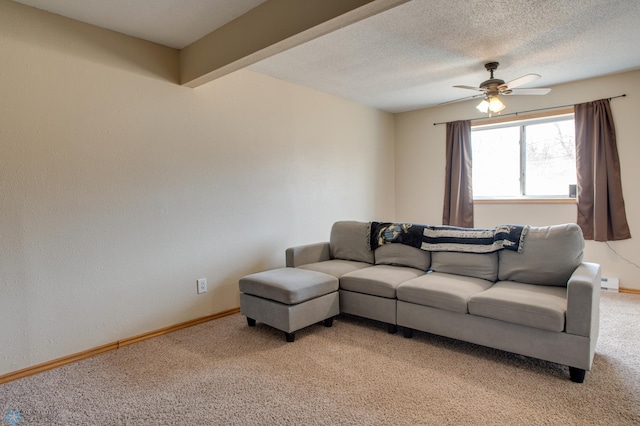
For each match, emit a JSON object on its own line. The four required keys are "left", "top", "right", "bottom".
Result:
{"left": 443, "top": 120, "right": 474, "bottom": 228}
{"left": 575, "top": 99, "right": 631, "bottom": 241}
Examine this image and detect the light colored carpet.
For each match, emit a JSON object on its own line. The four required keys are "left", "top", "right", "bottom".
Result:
{"left": 1, "top": 292, "right": 639, "bottom": 425}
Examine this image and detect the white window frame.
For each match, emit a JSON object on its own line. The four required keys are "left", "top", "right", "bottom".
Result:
{"left": 471, "top": 109, "right": 577, "bottom": 204}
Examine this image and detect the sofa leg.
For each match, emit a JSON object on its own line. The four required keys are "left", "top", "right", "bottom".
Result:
{"left": 285, "top": 332, "right": 296, "bottom": 343}
{"left": 247, "top": 317, "right": 256, "bottom": 327}
{"left": 403, "top": 327, "right": 414, "bottom": 338}
{"left": 387, "top": 324, "right": 398, "bottom": 334}
{"left": 323, "top": 317, "right": 334, "bottom": 327}
{"left": 569, "top": 367, "right": 586, "bottom": 383}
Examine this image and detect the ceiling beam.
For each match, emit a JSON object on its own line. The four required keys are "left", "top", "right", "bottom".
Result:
{"left": 179, "top": 0, "right": 410, "bottom": 88}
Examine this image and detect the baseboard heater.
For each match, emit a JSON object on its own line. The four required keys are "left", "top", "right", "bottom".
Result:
{"left": 601, "top": 277, "right": 620, "bottom": 292}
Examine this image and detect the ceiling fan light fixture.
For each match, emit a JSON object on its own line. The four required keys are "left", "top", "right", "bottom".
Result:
{"left": 477, "top": 95, "right": 505, "bottom": 115}
{"left": 476, "top": 99, "right": 489, "bottom": 113}
{"left": 488, "top": 95, "right": 505, "bottom": 113}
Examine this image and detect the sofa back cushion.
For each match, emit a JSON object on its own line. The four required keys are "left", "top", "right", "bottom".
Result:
{"left": 330, "top": 221, "right": 374, "bottom": 264}
{"left": 498, "top": 223, "right": 584, "bottom": 287}
{"left": 375, "top": 243, "right": 431, "bottom": 271}
{"left": 431, "top": 251, "right": 498, "bottom": 282}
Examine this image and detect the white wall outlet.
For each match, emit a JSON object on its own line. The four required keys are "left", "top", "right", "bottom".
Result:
{"left": 197, "top": 278, "right": 207, "bottom": 294}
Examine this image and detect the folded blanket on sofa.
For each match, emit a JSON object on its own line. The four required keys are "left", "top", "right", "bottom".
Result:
{"left": 421, "top": 224, "right": 528, "bottom": 253}
{"left": 370, "top": 222, "right": 528, "bottom": 254}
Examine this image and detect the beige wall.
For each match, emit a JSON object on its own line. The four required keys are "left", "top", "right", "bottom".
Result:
{"left": 395, "top": 69, "right": 640, "bottom": 291}
{"left": 0, "top": 1, "right": 396, "bottom": 376}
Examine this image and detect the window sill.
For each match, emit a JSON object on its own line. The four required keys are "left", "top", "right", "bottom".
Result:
{"left": 474, "top": 198, "right": 577, "bottom": 205}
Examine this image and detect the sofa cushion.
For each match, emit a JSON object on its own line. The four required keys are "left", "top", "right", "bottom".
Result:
{"left": 330, "top": 221, "right": 374, "bottom": 264}
{"left": 340, "top": 265, "right": 425, "bottom": 299}
{"left": 498, "top": 223, "right": 584, "bottom": 286}
{"left": 468, "top": 281, "right": 567, "bottom": 332}
{"left": 375, "top": 243, "right": 431, "bottom": 271}
{"left": 397, "top": 272, "right": 494, "bottom": 314}
{"left": 298, "top": 259, "right": 371, "bottom": 278}
{"left": 431, "top": 251, "right": 498, "bottom": 282}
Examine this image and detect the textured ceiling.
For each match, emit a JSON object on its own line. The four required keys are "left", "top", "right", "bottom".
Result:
{"left": 11, "top": 0, "right": 640, "bottom": 113}
{"left": 249, "top": 0, "right": 640, "bottom": 112}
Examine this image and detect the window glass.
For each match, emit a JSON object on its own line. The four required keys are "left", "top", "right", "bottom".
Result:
{"left": 472, "top": 126, "right": 520, "bottom": 197}
{"left": 472, "top": 115, "right": 575, "bottom": 199}
{"left": 525, "top": 120, "right": 576, "bottom": 196}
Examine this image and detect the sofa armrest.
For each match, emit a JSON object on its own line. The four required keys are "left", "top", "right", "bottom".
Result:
{"left": 285, "top": 242, "right": 331, "bottom": 267}
{"left": 566, "top": 262, "right": 601, "bottom": 337}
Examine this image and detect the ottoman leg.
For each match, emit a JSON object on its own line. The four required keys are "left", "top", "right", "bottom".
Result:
{"left": 323, "top": 317, "right": 334, "bottom": 327}
{"left": 387, "top": 324, "right": 398, "bottom": 334}
{"left": 285, "top": 332, "right": 296, "bottom": 343}
{"left": 247, "top": 317, "right": 256, "bottom": 327}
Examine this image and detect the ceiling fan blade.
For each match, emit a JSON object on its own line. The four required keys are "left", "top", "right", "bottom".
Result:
{"left": 453, "top": 85, "right": 483, "bottom": 92}
{"left": 504, "top": 88, "right": 552, "bottom": 95}
{"left": 439, "top": 93, "right": 485, "bottom": 105}
{"left": 501, "top": 73, "right": 541, "bottom": 89}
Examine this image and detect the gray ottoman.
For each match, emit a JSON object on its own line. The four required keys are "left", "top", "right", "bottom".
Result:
{"left": 239, "top": 267, "right": 340, "bottom": 342}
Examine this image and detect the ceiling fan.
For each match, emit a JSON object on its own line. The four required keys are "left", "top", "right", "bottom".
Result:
{"left": 443, "top": 62, "right": 551, "bottom": 115}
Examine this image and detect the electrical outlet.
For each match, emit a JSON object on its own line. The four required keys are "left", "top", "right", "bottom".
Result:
{"left": 197, "top": 278, "right": 207, "bottom": 294}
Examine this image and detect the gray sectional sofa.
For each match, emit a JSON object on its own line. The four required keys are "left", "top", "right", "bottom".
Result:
{"left": 285, "top": 221, "right": 601, "bottom": 383}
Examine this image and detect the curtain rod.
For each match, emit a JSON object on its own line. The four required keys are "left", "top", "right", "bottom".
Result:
{"left": 432, "top": 94, "right": 627, "bottom": 126}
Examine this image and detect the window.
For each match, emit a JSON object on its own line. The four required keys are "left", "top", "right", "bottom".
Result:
{"left": 471, "top": 113, "right": 576, "bottom": 200}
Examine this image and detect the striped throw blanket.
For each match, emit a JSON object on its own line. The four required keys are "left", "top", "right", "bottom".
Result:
{"left": 370, "top": 222, "right": 528, "bottom": 254}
